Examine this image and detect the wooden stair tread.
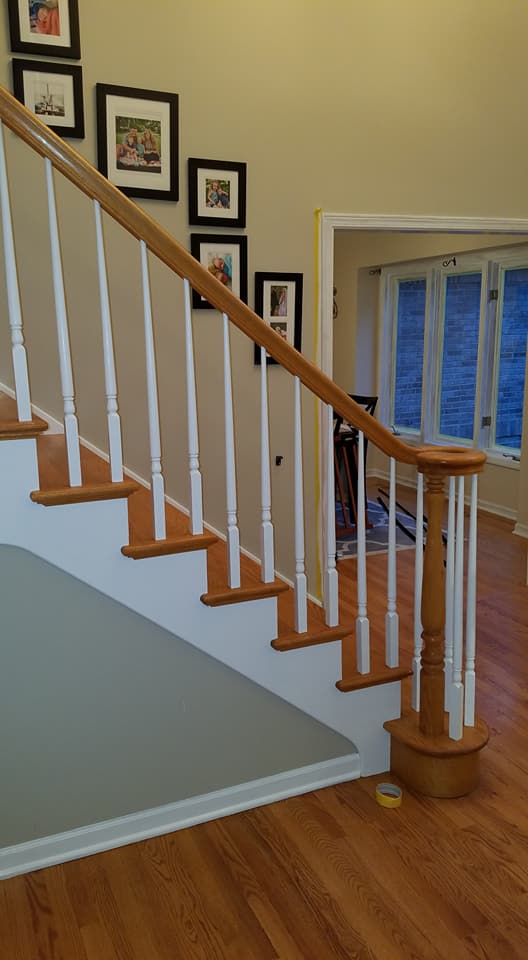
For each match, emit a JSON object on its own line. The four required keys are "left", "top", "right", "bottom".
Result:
{"left": 272, "top": 624, "right": 354, "bottom": 652}
{"left": 0, "top": 389, "right": 48, "bottom": 438}
{"left": 122, "top": 532, "right": 218, "bottom": 559}
{"left": 337, "top": 664, "right": 412, "bottom": 692}
{"left": 201, "top": 580, "right": 290, "bottom": 606}
{"left": 31, "top": 480, "right": 139, "bottom": 506}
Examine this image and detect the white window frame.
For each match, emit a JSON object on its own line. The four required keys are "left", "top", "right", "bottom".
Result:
{"left": 380, "top": 246, "right": 528, "bottom": 459}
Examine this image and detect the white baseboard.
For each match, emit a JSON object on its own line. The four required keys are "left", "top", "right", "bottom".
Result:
{"left": 0, "top": 380, "right": 322, "bottom": 607}
{"left": 513, "top": 522, "right": 528, "bottom": 539}
{"left": 0, "top": 752, "right": 359, "bottom": 880}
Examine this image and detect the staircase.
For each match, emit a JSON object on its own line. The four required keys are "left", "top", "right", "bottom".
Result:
{"left": 0, "top": 88, "right": 488, "bottom": 824}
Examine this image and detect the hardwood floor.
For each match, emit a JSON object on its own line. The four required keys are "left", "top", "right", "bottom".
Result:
{"left": 1, "top": 405, "right": 528, "bottom": 956}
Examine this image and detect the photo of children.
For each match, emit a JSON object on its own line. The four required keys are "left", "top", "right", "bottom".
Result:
{"left": 205, "top": 178, "right": 230, "bottom": 209}
{"left": 207, "top": 253, "right": 232, "bottom": 289}
{"left": 270, "top": 322, "right": 288, "bottom": 341}
{"left": 270, "top": 285, "right": 288, "bottom": 317}
{"left": 29, "top": 0, "right": 60, "bottom": 36}
{"left": 115, "top": 116, "right": 162, "bottom": 174}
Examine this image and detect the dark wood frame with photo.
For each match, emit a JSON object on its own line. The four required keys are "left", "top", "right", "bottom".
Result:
{"left": 188, "top": 158, "right": 247, "bottom": 228}
{"left": 8, "top": 0, "right": 81, "bottom": 59}
{"left": 254, "top": 272, "right": 303, "bottom": 364}
{"left": 190, "top": 233, "right": 248, "bottom": 309}
{"left": 96, "top": 83, "right": 179, "bottom": 201}
{"left": 12, "top": 59, "right": 84, "bottom": 139}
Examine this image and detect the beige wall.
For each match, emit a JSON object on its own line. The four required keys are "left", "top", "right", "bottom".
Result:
{"left": 1, "top": 1, "right": 528, "bottom": 587}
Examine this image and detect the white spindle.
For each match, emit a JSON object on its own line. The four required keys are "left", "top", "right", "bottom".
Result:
{"left": 0, "top": 120, "right": 31, "bottom": 422}
{"left": 223, "top": 313, "right": 240, "bottom": 588}
{"left": 45, "top": 158, "right": 81, "bottom": 487}
{"left": 412, "top": 472, "right": 424, "bottom": 711}
{"left": 139, "top": 240, "right": 166, "bottom": 540}
{"left": 259, "top": 347, "right": 274, "bottom": 582}
{"left": 449, "top": 475, "right": 465, "bottom": 740}
{"left": 444, "top": 475, "right": 456, "bottom": 710}
{"left": 356, "top": 429, "right": 370, "bottom": 674}
{"left": 293, "top": 376, "right": 308, "bottom": 633}
{"left": 183, "top": 279, "right": 203, "bottom": 535}
{"left": 94, "top": 201, "right": 123, "bottom": 483}
{"left": 324, "top": 403, "right": 339, "bottom": 626}
{"left": 464, "top": 474, "right": 478, "bottom": 726}
{"left": 385, "top": 456, "right": 399, "bottom": 667}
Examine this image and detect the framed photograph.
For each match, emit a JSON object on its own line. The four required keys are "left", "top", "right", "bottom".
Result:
{"left": 8, "top": 0, "right": 81, "bottom": 59}
{"left": 254, "top": 272, "right": 303, "bottom": 364}
{"left": 190, "top": 234, "right": 248, "bottom": 309}
{"left": 188, "top": 158, "right": 246, "bottom": 228}
{"left": 96, "top": 84, "right": 179, "bottom": 201}
{"left": 12, "top": 59, "right": 84, "bottom": 139}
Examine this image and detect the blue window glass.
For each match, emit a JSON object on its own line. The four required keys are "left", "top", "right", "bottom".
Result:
{"left": 439, "top": 273, "right": 482, "bottom": 441}
{"left": 393, "top": 278, "right": 426, "bottom": 431}
{"left": 495, "top": 267, "right": 528, "bottom": 450}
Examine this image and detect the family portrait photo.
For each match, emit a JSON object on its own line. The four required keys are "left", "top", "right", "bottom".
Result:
{"left": 190, "top": 234, "right": 248, "bottom": 308}
{"left": 115, "top": 116, "right": 161, "bottom": 174}
{"left": 188, "top": 158, "right": 246, "bottom": 227}
{"left": 97, "top": 84, "right": 179, "bottom": 200}
{"left": 8, "top": 0, "right": 80, "bottom": 58}
{"left": 270, "top": 285, "right": 288, "bottom": 317}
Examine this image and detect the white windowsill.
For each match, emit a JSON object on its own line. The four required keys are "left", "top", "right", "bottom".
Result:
{"left": 387, "top": 431, "right": 520, "bottom": 470}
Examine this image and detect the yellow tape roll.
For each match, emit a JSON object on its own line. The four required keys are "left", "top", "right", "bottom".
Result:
{"left": 375, "top": 782, "right": 403, "bottom": 808}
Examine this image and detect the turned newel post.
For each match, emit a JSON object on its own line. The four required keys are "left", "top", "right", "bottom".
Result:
{"left": 415, "top": 448, "right": 487, "bottom": 741}
{"left": 419, "top": 471, "right": 446, "bottom": 737}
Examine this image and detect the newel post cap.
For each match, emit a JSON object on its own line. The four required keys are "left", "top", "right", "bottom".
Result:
{"left": 416, "top": 446, "right": 486, "bottom": 477}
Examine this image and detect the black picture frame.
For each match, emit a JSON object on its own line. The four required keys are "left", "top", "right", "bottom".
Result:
{"left": 254, "top": 272, "right": 303, "bottom": 364}
{"left": 188, "top": 157, "right": 246, "bottom": 228}
{"left": 190, "top": 234, "right": 248, "bottom": 309}
{"left": 8, "top": 0, "right": 81, "bottom": 59}
{"left": 12, "top": 59, "right": 84, "bottom": 139}
{"left": 96, "top": 83, "right": 179, "bottom": 202}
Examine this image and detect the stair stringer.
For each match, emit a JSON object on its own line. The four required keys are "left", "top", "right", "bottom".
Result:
{"left": 0, "top": 438, "right": 401, "bottom": 776}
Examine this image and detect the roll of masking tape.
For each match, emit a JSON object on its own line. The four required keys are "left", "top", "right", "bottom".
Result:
{"left": 375, "top": 782, "right": 403, "bottom": 808}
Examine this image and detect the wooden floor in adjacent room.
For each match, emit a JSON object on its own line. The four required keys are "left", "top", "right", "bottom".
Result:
{"left": 1, "top": 491, "right": 527, "bottom": 957}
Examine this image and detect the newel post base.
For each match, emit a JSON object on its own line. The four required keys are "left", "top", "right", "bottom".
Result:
{"left": 384, "top": 713, "right": 489, "bottom": 798}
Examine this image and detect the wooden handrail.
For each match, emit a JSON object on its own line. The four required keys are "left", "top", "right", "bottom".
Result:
{"left": 0, "top": 87, "right": 484, "bottom": 473}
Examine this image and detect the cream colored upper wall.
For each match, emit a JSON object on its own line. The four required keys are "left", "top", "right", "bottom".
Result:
{"left": 1, "top": 1, "right": 528, "bottom": 585}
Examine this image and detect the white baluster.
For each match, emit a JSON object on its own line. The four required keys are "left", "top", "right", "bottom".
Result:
{"left": 385, "top": 456, "right": 399, "bottom": 667}
{"left": 45, "top": 158, "right": 81, "bottom": 487}
{"left": 0, "top": 120, "right": 31, "bottom": 422}
{"left": 183, "top": 279, "right": 203, "bottom": 535}
{"left": 464, "top": 474, "right": 478, "bottom": 727}
{"left": 449, "top": 475, "right": 465, "bottom": 740}
{"left": 293, "top": 376, "right": 308, "bottom": 633}
{"left": 223, "top": 313, "right": 240, "bottom": 588}
{"left": 356, "top": 430, "right": 370, "bottom": 674}
{"left": 412, "top": 472, "right": 424, "bottom": 711}
{"left": 260, "top": 346, "right": 274, "bottom": 582}
{"left": 324, "top": 403, "right": 339, "bottom": 626}
{"left": 444, "top": 476, "right": 456, "bottom": 710}
{"left": 94, "top": 201, "right": 123, "bottom": 483}
{"left": 139, "top": 240, "right": 166, "bottom": 540}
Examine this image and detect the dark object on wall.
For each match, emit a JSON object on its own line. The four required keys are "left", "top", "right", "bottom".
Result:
{"left": 96, "top": 83, "right": 179, "bottom": 202}
{"left": 8, "top": 0, "right": 81, "bottom": 59}
{"left": 190, "top": 233, "right": 248, "bottom": 309}
{"left": 188, "top": 158, "right": 246, "bottom": 228}
{"left": 12, "top": 59, "right": 84, "bottom": 139}
{"left": 254, "top": 272, "right": 303, "bottom": 365}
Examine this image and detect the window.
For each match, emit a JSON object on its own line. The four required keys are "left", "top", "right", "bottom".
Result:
{"left": 382, "top": 248, "right": 528, "bottom": 456}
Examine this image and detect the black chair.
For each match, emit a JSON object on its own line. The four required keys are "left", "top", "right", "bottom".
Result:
{"left": 334, "top": 395, "right": 378, "bottom": 534}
